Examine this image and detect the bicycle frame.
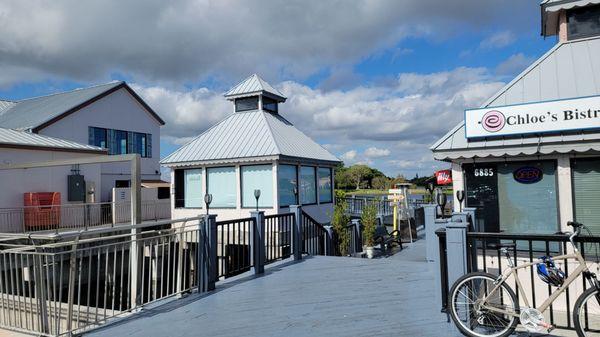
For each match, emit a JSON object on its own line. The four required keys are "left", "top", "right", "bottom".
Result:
{"left": 479, "top": 236, "right": 595, "bottom": 318}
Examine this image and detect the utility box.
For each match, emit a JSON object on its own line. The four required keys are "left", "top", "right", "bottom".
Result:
{"left": 68, "top": 174, "right": 86, "bottom": 202}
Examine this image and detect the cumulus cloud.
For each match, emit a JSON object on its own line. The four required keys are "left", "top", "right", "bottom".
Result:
{"left": 495, "top": 53, "right": 535, "bottom": 76}
{"left": 133, "top": 66, "right": 504, "bottom": 176}
{"left": 364, "top": 147, "right": 391, "bottom": 158}
{"left": 341, "top": 150, "right": 358, "bottom": 162}
{"left": 0, "top": 0, "right": 537, "bottom": 86}
{"left": 479, "top": 31, "right": 516, "bottom": 50}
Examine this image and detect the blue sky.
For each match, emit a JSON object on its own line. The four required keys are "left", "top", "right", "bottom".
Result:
{"left": 0, "top": 0, "right": 556, "bottom": 178}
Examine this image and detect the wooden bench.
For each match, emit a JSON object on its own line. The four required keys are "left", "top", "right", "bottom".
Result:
{"left": 374, "top": 225, "right": 403, "bottom": 254}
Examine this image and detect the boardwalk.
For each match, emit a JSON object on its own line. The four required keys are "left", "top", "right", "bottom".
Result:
{"left": 83, "top": 238, "right": 576, "bottom": 337}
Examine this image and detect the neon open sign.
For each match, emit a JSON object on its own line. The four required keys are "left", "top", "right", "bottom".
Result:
{"left": 513, "top": 166, "right": 543, "bottom": 184}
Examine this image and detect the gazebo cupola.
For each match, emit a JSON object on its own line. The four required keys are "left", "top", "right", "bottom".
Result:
{"left": 224, "top": 74, "right": 287, "bottom": 114}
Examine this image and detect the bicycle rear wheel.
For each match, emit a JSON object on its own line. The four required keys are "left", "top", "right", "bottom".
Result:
{"left": 574, "top": 287, "right": 600, "bottom": 336}
{"left": 449, "top": 272, "right": 519, "bottom": 337}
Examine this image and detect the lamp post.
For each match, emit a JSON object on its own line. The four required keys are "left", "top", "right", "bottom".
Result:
{"left": 254, "top": 189, "right": 261, "bottom": 211}
{"left": 436, "top": 188, "right": 447, "bottom": 219}
{"left": 426, "top": 182, "right": 434, "bottom": 203}
{"left": 293, "top": 186, "right": 298, "bottom": 205}
{"left": 204, "top": 193, "right": 213, "bottom": 215}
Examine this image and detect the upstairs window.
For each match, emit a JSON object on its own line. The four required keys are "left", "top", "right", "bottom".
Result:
{"left": 568, "top": 4, "right": 600, "bottom": 40}
{"left": 89, "top": 127, "right": 152, "bottom": 157}
{"left": 235, "top": 96, "right": 259, "bottom": 112}
{"left": 241, "top": 165, "right": 273, "bottom": 208}
{"left": 262, "top": 96, "right": 278, "bottom": 113}
{"left": 278, "top": 165, "right": 298, "bottom": 207}
{"left": 207, "top": 167, "right": 237, "bottom": 208}
{"left": 89, "top": 127, "right": 107, "bottom": 149}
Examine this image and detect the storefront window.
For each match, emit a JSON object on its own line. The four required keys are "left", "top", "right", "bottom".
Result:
{"left": 573, "top": 159, "right": 600, "bottom": 237}
{"left": 241, "top": 165, "right": 273, "bottom": 208}
{"left": 464, "top": 161, "right": 559, "bottom": 239}
{"left": 497, "top": 162, "right": 558, "bottom": 235}
{"left": 207, "top": 167, "right": 237, "bottom": 208}
{"left": 278, "top": 165, "right": 297, "bottom": 207}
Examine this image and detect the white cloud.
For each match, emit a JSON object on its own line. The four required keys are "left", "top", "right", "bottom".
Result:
{"left": 135, "top": 66, "right": 504, "bottom": 177}
{"left": 364, "top": 147, "right": 391, "bottom": 158}
{"left": 495, "top": 53, "right": 535, "bottom": 76}
{"left": 0, "top": 1, "right": 538, "bottom": 86}
{"left": 341, "top": 150, "right": 358, "bottom": 162}
{"left": 479, "top": 31, "right": 516, "bottom": 50}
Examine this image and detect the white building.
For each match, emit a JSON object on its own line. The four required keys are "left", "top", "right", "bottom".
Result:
{"left": 432, "top": 0, "right": 600, "bottom": 235}
{"left": 161, "top": 74, "right": 341, "bottom": 223}
{"left": 0, "top": 81, "right": 165, "bottom": 203}
{"left": 0, "top": 128, "right": 105, "bottom": 207}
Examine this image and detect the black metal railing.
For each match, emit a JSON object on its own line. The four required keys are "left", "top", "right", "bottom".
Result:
{"left": 215, "top": 217, "right": 255, "bottom": 279}
{"left": 437, "top": 229, "right": 600, "bottom": 331}
{"left": 340, "top": 197, "right": 394, "bottom": 216}
{"left": 301, "top": 211, "right": 326, "bottom": 255}
{"left": 264, "top": 213, "right": 294, "bottom": 264}
{"left": 345, "top": 222, "right": 363, "bottom": 256}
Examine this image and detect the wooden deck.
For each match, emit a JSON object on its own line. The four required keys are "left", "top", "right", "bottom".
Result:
{"left": 82, "top": 238, "right": 577, "bottom": 337}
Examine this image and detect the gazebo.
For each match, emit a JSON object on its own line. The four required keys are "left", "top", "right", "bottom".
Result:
{"left": 161, "top": 74, "right": 341, "bottom": 223}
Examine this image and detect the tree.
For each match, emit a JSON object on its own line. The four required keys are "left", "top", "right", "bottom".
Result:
{"left": 332, "top": 201, "right": 351, "bottom": 255}
{"left": 372, "top": 176, "right": 390, "bottom": 190}
{"left": 346, "top": 164, "right": 372, "bottom": 190}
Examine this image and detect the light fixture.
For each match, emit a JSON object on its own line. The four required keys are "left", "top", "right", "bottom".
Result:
{"left": 204, "top": 193, "right": 213, "bottom": 215}
{"left": 254, "top": 189, "right": 261, "bottom": 211}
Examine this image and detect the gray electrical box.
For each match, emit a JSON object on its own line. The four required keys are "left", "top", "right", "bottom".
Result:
{"left": 68, "top": 175, "right": 86, "bottom": 202}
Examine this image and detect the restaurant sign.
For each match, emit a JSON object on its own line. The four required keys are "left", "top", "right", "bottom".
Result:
{"left": 435, "top": 169, "right": 452, "bottom": 185}
{"left": 465, "top": 95, "right": 600, "bottom": 138}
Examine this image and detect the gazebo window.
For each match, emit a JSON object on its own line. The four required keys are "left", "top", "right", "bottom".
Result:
{"left": 207, "top": 167, "right": 237, "bottom": 208}
{"left": 318, "top": 167, "right": 332, "bottom": 203}
{"left": 278, "top": 165, "right": 298, "bottom": 207}
{"left": 241, "top": 165, "right": 273, "bottom": 208}
{"left": 262, "top": 96, "right": 278, "bottom": 113}
{"left": 174, "top": 168, "right": 202, "bottom": 208}
{"left": 235, "top": 97, "right": 259, "bottom": 112}
{"left": 300, "top": 166, "right": 317, "bottom": 205}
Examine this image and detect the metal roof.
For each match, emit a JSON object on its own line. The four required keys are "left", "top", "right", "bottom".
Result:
{"left": 541, "top": 0, "right": 600, "bottom": 36}
{"left": 431, "top": 35, "right": 600, "bottom": 161}
{"left": 161, "top": 110, "right": 340, "bottom": 166}
{"left": 0, "top": 127, "right": 106, "bottom": 153}
{"left": 0, "top": 81, "right": 165, "bottom": 131}
{"left": 224, "top": 74, "right": 287, "bottom": 102}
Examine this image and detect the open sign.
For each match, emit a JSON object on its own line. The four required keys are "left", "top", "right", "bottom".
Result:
{"left": 513, "top": 166, "right": 543, "bottom": 184}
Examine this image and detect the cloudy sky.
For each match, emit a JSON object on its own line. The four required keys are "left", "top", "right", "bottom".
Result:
{"left": 0, "top": 0, "right": 556, "bottom": 178}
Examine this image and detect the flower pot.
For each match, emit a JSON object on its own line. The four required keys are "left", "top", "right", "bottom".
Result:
{"left": 364, "top": 246, "right": 376, "bottom": 259}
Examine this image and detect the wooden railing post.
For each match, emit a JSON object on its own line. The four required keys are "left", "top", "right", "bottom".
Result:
{"left": 289, "top": 205, "right": 302, "bottom": 261}
{"left": 250, "top": 211, "right": 265, "bottom": 275}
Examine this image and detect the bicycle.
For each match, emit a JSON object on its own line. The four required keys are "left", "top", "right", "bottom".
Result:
{"left": 448, "top": 221, "right": 600, "bottom": 337}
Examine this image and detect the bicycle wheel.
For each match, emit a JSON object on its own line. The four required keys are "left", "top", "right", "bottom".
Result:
{"left": 574, "top": 287, "right": 600, "bottom": 336}
{"left": 449, "top": 272, "right": 519, "bottom": 337}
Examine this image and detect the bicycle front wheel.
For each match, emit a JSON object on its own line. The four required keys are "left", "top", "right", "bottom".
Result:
{"left": 574, "top": 287, "right": 600, "bottom": 336}
{"left": 449, "top": 272, "right": 519, "bottom": 337}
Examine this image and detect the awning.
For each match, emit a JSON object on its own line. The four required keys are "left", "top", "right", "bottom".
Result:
{"left": 141, "top": 180, "right": 170, "bottom": 188}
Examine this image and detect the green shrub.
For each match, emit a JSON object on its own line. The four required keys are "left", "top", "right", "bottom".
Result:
{"left": 332, "top": 201, "right": 350, "bottom": 256}
{"left": 361, "top": 203, "right": 378, "bottom": 247}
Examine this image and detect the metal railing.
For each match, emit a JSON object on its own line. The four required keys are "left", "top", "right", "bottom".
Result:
{"left": 341, "top": 197, "right": 394, "bottom": 216}
{"left": 0, "top": 216, "right": 206, "bottom": 336}
{"left": 215, "top": 217, "right": 254, "bottom": 279}
{"left": 264, "top": 213, "right": 293, "bottom": 264}
{"left": 437, "top": 229, "right": 600, "bottom": 331}
{"left": 301, "top": 211, "right": 327, "bottom": 256}
{"left": 0, "top": 200, "right": 171, "bottom": 234}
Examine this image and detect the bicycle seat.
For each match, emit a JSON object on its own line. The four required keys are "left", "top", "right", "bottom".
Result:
{"left": 488, "top": 242, "right": 516, "bottom": 250}
{"left": 567, "top": 221, "right": 584, "bottom": 228}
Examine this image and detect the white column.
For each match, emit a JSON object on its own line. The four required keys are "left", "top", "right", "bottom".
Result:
{"left": 451, "top": 162, "right": 464, "bottom": 212}
{"left": 557, "top": 155, "right": 573, "bottom": 232}
{"left": 272, "top": 161, "right": 279, "bottom": 211}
